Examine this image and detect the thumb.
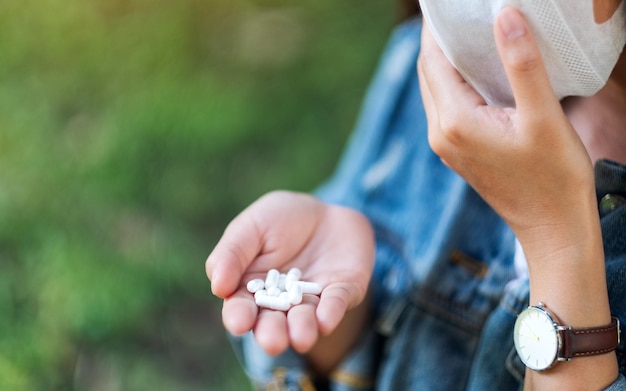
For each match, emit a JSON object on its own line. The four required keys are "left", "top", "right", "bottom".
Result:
{"left": 494, "top": 7, "right": 559, "bottom": 113}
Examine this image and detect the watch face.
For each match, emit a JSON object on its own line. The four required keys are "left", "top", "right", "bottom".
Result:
{"left": 514, "top": 306, "right": 559, "bottom": 371}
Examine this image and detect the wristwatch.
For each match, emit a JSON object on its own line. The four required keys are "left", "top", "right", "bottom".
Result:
{"left": 513, "top": 302, "right": 621, "bottom": 371}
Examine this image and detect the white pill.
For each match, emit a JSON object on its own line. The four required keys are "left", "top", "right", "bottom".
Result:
{"left": 246, "top": 279, "right": 265, "bottom": 293}
{"left": 254, "top": 289, "right": 267, "bottom": 300}
{"left": 277, "top": 273, "right": 287, "bottom": 291}
{"left": 255, "top": 295, "right": 291, "bottom": 311}
{"left": 266, "top": 286, "right": 282, "bottom": 297}
{"left": 287, "top": 283, "right": 303, "bottom": 305}
{"left": 265, "top": 269, "right": 280, "bottom": 289}
{"left": 286, "top": 267, "right": 302, "bottom": 282}
{"left": 286, "top": 280, "right": 322, "bottom": 295}
{"left": 278, "top": 291, "right": 289, "bottom": 300}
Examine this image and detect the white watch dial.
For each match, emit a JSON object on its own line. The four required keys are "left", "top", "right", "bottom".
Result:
{"left": 514, "top": 306, "right": 559, "bottom": 371}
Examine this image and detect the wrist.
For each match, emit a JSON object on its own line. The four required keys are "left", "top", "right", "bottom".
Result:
{"left": 516, "top": 186, "right": 601, "bottom": 269}
{"left": 515, "top": 188, "right": 611, "bottom": 327}
{"left": 526, "top": 239, "right": 611, "bottom": 328}
{"left": 515, "top": 221, "right": 619, "bottom": 390}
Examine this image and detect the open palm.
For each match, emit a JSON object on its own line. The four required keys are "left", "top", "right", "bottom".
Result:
{"left": 206, "top": 190, "right": 375, "bottom": 355}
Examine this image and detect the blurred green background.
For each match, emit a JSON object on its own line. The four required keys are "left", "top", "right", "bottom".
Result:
{"left": 0, "top": 0, "right": 397, "bottom": 390}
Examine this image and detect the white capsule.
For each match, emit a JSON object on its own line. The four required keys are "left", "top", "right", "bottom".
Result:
{"left": 278, "top": 291, "right": 289, "bottom": 300}
{"left": 255, "top": 295, "right": 291, "bottom": 311}
{"left": 286, "top": 280, "right": 322, "bottom": 295}
{"left": 254, "top": 289, "right": 267, "bottom": 300}
{"left": 246, "top": 279, "right": 265, "bottom": 293}
{"left": 265, "top": 268, "right": 280, "bottom": 289}
{"left": 286, "top": 267, "right": 302, "bottom": 282}
{"left": 277, "top": 273, "right": 287, "bottom": 291}
{"left": 266, "top": 286, "right": 282, "bottom": 297}
{"left": 287, "top": 283, "right": 303, "bottom": 305}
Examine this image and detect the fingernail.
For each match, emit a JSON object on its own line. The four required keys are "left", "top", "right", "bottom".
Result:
{"left": 499, "top": 8, "right": 527, "bottom": 40}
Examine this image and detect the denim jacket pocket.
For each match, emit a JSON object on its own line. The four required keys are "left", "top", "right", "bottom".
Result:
{"left": 505, "top": 347, "right": 526, "bottom": 384}
{"left": 465, "top": 276, "right": 528, "bottom": 391}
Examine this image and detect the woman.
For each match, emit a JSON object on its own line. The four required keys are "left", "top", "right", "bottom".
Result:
{"left": 207, "top": 2, "right": 626, "bottom": 389}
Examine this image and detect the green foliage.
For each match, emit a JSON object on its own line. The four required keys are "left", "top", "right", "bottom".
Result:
{"left": 0, "top": 0, "right": 394, "bottom": 389}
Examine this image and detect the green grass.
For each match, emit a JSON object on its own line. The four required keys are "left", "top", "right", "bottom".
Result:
{"left": 0, "top": 0, "right": 395, "bottom": 389}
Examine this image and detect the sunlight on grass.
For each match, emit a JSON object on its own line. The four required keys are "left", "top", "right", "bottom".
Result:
{"left": 0, "top": 0, "right": 393, "bottom": 389}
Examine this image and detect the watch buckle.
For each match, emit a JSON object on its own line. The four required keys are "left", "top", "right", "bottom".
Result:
{"left": 556, "top": 325, "right": 572, "bottom": 362}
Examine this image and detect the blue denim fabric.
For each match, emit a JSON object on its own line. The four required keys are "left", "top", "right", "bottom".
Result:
{"left": 229, "top": 18, "right": 626, "bottom": 390}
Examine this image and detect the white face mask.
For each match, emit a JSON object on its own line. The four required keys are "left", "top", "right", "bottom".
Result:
{"left": 419, "top": 0, "right": 626, "bottom": 107}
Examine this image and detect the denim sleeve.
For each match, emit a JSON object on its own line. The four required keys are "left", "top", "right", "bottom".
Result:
{"left": 600, "top": 161, "right": 626, "bottom": 388}
{"left": 604, "top": 374, "right": 626, "bottom": 391}
{"left": 229, "top": 333, "right": 316, "bottom": 390}
{"left": 313, "top": 18, "right": 422, "bottom": 208}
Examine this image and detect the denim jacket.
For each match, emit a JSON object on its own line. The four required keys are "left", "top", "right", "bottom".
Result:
{"left": 229, "top": 18, "right": 626, "bottom": 390}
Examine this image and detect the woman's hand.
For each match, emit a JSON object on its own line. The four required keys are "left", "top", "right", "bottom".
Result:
{"left": 418, "top": 7, "right": 618, "bottom": 389}
{"left": 206, "top": 190, "right": 375, "bottom": 357}
{"left": 418, "top": 7, "right": 595, "bottom": 249}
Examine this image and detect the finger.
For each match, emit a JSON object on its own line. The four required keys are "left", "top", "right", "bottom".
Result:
{"left": 418, "top": 31, "right": 467, "bottom": 166}
{"left": 253, "top": 308, "right": 290, "bottom": 356}
{"left": 221, "top": 288, "right": 259, "bottom": 336}
{"left": 418, "top": 43, "right": 447, "bottom": 158}
{"left": 493, "top": 7, "right": 560, "bottom": 115}
{"left": 417, "top": 55, "right": 436, "bottom": 124}
{"left": 315, "top": 283, "right": 355, "bottom": 335}
{"left": 419, "top": 21, "right": 487, "bottom": 163}
{"left": 287, "top": 294, "right": 321, "bottom": 353}
{"left": 206, "top": 212, "right": 263, "bottom": 298}
{"left": 419, "top": 21, "right": 485, "bottom": 115}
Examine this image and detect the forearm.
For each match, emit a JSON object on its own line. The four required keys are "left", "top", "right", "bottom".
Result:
{"left": 305, "top": 294, "right": 371, "bottom": 378}
{"left": 520, "top": 190, "right": 618, "bottom": 390}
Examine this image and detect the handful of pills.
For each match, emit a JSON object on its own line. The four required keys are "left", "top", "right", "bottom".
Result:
{"left": 246, "top": 267, "right": 322, "bottom": 312}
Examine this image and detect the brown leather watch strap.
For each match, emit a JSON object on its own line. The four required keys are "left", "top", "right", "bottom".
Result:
{"left": 561, "top": 317, "right": 621, "bottom": 359}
